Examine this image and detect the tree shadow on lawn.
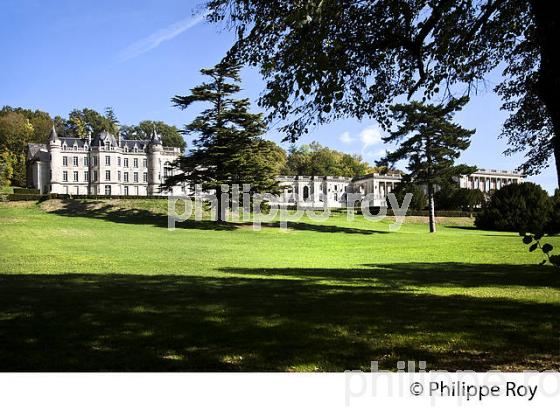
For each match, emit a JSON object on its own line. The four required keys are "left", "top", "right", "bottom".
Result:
{"left": 222, "top": 263, "right": 560, "bottom": 289}
{"left": 45, "top": 199, "right": 387, "bottom": 234}
{"left": 0, "top": 263, "right": 558, "bottom": 371}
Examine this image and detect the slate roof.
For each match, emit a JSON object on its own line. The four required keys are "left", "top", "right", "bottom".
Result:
{"left": 91, "top": 130, "right": 118, "bottom": 147}
{"left": 27, "top": 143, "right": 49, "bottom": 162}
{"left": 60, "top": 137, "right": 87, "bottom": 148}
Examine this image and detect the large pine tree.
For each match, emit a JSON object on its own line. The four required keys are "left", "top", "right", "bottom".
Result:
{"left": 164, "top": 62, "right": 279, "bottom": 221}
{"left": 378, "top": 97, "right": 476, "bottom": 233}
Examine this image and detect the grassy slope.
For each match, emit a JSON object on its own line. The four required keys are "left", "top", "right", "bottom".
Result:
{"left": 0, "top": 199, "right": 558, "bottom": 371}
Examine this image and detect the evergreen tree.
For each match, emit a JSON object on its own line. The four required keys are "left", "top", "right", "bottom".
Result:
{"left": 164, "top": 62, "right": 276, "bottom": 221}
{"left": 378, "top": 97, "right": 476, "bottom": 232}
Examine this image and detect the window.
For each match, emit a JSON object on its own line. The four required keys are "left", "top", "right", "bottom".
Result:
{"left": 117, "top": 157, "right": 121, "bottom": 166}
{"left": 75, "top": 186, "right": 79, "bottom": 195}
{"left": 73, "top": 156, "right": 78, "bottom": 166}
{"left": 63, "top": 171, "right": 68, "bottom": 182}
{"left": 105, "top": 155, "right": 110, "bottom": 166}
{"left": 73, "top": 171, "right": 78, "bottom": 182}
{"left": 84, "top": 157, "right": 89, "bottom": 166}
{"left": 93, "top": 171, "right": 97, "bottom": 182}
{"left": 143, "top": 159, "right": 147, "bottom": 168}
{"left": 63, "top": 156, "right": 68, "bottom": 166}
{"left": 104, "top": 185, "right": 111, "bottom": 195}
{"left": 334, "top": 193, "right": 338, "bottom": 201}
{"left": 118, "top": 171, "right": 121, "bottom": 181}
{"left": 143, "top": 172, "right": 148, "bottom": 182}
{"left": 105, "top": 170, "right": 111, "bottom": 181}
{"left": 134, "top": 186, "right": 139, "bottom": 195}
{"left": 124, "top": 172, "right": 129, "bottom": 182}
{"left": 93, "top": 156, "right": 98, "bottom": 166}
{"left": 124, "top": 158, "right": 129, "bottom": 167}
{"left": 84, "top": 171, "right": 89, "bottom": 182}
{"left": 124, "top": 186, "right": 129, "bottom": 195}
{"left": 133, "top": 158, "right": 138, "bottom": 168}
{"left": 133, "top": 172, "right": 138, "bottom": 182}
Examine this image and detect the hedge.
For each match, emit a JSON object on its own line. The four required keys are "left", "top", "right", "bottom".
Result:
{"left": 13, "top": 188, "right": 40, "bottom": 195}
{"left": 6, "top": 193, "right": 172, "bottom": 201}
{"left": 7, "top": 194, "right": 44, "bottom": 201}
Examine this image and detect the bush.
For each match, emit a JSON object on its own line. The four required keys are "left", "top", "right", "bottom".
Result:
{"left": 475, "top": 182, "right": 552, "bottom": 232}
{"left": 13, "top": 187, "right": 40, "bottom": 194}
{"left": 452, "top": 188, "right": 486, "bottom": 211}
{"left": 393, "top": 182, "right": 427, "bottom": 210}
{"left": 7, "top": 193, "right": 43, "bottom": 201}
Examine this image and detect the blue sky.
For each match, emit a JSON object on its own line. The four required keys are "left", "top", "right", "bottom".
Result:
{"left": 1, "top": 0, "right": 556, "bottom": 192}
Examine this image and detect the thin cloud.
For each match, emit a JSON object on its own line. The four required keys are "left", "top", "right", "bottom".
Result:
{"left": 119, "top": 12, "right": 207, "bottom": 62}
{"left": 359, "top": 126, "right": 383, "bottom": 148}
{"left": 339, "top": 131, "right": 354, "bottom": 144}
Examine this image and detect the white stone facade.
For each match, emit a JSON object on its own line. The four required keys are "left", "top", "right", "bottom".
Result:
{"left": 27, "top": 127, "right": 185, "bottom": 196}
{"left": 273, "top": 173, "right": 403, "bottom": 208}
{"left": 457, "top": 169, "right": 524, "bottom": 192}
{"left": 274, "top": 169, "right": 524, "bottom": 208}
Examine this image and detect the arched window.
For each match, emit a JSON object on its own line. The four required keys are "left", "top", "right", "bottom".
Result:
{"left": 303, "top": 185, "right": 309, "bottom": 200}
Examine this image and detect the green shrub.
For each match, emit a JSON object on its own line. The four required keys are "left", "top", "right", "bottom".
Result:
{"left": 475, "top": 182, "right": 552, "bottom": 232}
{"left": 13, "top": 187, "right": 40, "bottom": 194}
{"left": 393, "top": 182, "right": 427, "bottom": 210}
{"left": 7, "top": 193, "right": 43, "bottom": 201}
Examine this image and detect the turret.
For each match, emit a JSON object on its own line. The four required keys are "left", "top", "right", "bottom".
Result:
{"left": 147, "top": 127, "right": 162, "bottom": 195}
{"left": 48, "top": 124, "right": 63, "bottom": 194}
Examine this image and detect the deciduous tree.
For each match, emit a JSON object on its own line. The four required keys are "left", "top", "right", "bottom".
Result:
{"left": 205, "top": 0, "right": 560, "bottom": 186}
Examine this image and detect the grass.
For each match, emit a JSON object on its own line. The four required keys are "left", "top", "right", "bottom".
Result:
{"left": 0, "top": 199, "right": 558, "bottom": 371}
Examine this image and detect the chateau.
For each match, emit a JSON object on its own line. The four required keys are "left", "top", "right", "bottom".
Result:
{"left": 27, "top": 126, "right": 185, "bottom": 196}
{"left": 27, "top": 127, "right": 524, "bottom": 206}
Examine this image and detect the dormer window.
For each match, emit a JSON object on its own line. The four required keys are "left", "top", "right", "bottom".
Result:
{"left": 62, "top": 143, "right": 67, "bottom": 150}
{"left": 133, "top": 144, "right": 138, "bottom": 153}
{"left": 73, "top": 144, "right": 78, "bottom": 151}
{"left": 124, "top": 146, "right": 128, "bottom": 152}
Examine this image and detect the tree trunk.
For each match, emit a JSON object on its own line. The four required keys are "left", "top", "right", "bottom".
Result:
{"left": 427, "top": 183, "right": 436, "bottom": 233}
{"left": 530, "top": 0, "right": 560, "bottom": 187}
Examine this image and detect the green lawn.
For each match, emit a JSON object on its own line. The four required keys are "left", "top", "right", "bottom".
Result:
{"left": 0, "top": 199, "right": 558, "bottom": 371}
